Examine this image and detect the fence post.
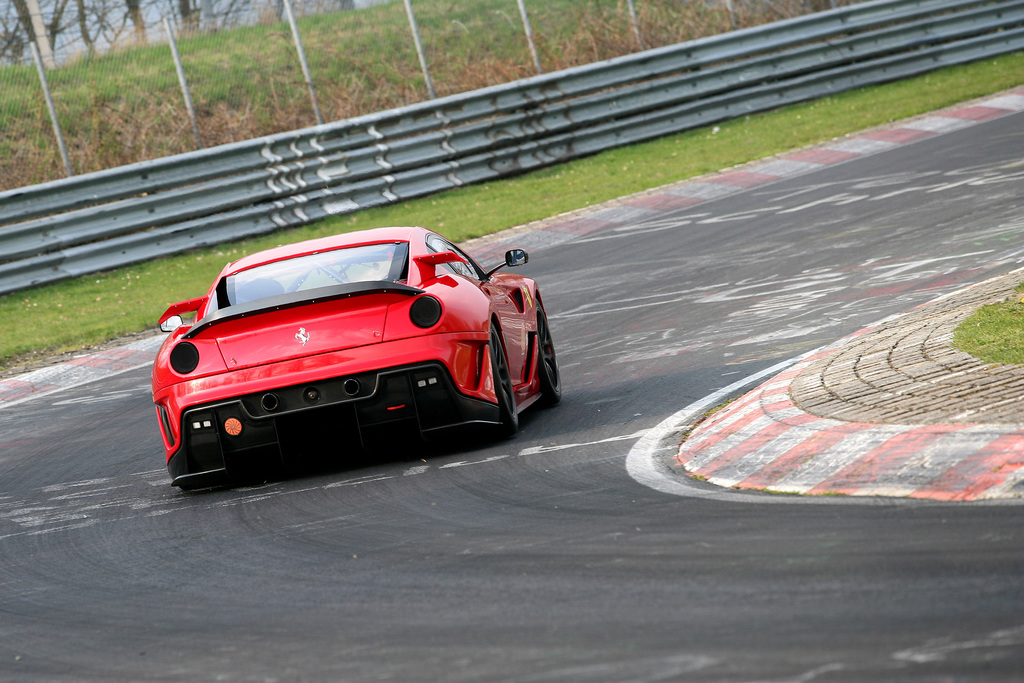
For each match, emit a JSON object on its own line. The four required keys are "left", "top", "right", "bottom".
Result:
{"left": 515, "top": 0, "right": 543, "bottom": 75}
{"left": 30, "top": 41, "right": 73, "bottom": 178}
{"left": 626, "top": 0, "right": 645, "bottom": 51}
{"left": 163, "top": 17, "right": 204, "bottom": 150}
{"left": 402, "top": 0, "right": 436, "bottom": 99}
{"left": 282, "top": 0, "right": 325, "bottom": 126}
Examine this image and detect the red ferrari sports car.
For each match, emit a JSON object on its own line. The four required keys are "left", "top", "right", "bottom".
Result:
{"left": 152, "top": 227, "right": 560, "bottom": 489}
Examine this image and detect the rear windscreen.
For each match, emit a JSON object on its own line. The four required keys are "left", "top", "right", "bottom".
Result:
{"left": 220, "top": 242, "right": 409, "bottom": 307}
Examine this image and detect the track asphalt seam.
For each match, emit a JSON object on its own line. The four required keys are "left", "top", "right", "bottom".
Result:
{"left": 4, "top": 88, "right": 1024, "bottom": 504}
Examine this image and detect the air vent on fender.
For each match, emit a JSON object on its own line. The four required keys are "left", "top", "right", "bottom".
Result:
{"left": 510, "top": 289, "right": 525, "bottom": 313}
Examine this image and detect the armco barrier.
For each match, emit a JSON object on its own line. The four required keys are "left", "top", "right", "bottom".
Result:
{"left": 1, "top": 0, "right": 1022, "bottom": 295}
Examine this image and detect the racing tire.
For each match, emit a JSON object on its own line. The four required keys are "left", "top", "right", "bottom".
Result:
{"left": 490, "top": 324, "right": 519, "bottom": 437}
{"left": 537, "top": 306, "right": 561, "bottom": 406}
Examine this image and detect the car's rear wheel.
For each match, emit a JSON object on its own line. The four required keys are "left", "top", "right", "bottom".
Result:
{"left": 490, "top": 324, "right": 519, "bottom": 437}
{"left": 537, "top": 305, "right": 561, "bottom": 406}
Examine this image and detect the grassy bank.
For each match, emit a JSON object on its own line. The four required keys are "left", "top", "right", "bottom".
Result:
{"left": 1, "top": 52, "right": 1022, "bottom": 373}
{"left": 1, "top": 0, "right": 799, "bottom": 190}
{"left": 953, "top": 284, "right": 1024, "bottom": 365}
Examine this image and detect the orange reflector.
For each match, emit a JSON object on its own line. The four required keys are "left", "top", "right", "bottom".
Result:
{"left": 224, "top": 418, "right": 243, "bottom": 436}
{"left": 387, "top": 404, "right": 407, "bottom": 411}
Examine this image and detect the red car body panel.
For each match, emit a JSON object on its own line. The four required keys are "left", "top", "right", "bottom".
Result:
{"left": 151, "top": 226, "right": 558, "bottom": 488}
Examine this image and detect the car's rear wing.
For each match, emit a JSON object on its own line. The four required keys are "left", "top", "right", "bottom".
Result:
{"left": 158, "top": 296, "right": 206, "bottom": 326}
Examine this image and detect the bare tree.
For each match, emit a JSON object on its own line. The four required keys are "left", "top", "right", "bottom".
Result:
{"left": 10, "top": 0, "right": 34, "bottom": 43}
{"left": 73, "top": 0, "right": 94, "bottom": 53}
{"left": 179, "top": 0, "right": 198, "bottom": 32}
{"left": 45, "top": 0, "right": 73, "bottom": 50}
{"left": 0, "top": 13, "right": 27, "bottom": 62}
{"left": 126, "top": 0, "right": 147, "bottom": 43}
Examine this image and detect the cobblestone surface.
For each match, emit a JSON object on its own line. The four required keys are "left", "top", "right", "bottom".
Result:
{"left": 790, "top": 271, "right": 1024, "bottom": 425}
{"left": 672, "top": 269, "right": 1024, "bottom": 501}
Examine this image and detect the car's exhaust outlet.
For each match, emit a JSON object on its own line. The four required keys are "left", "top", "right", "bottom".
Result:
{"left": 343, "top": 379, "right": 361, "bottom": 397}
{"left": 261, "top": 393, "right": 280, "bottom": 412}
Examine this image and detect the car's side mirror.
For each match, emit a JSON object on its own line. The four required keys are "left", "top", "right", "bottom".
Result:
{"left": 505, "top": 249, "right": 529, "bottom": 267}
{"left": 160, "top": 315, "right": 184, "bottom": 333}
{"left": 485, "top": 249, "right": 530, "bottom": 279}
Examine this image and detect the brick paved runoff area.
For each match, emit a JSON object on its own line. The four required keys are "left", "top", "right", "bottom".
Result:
{"left": 673, "top": 270, "right": 1024, "bottom": 502}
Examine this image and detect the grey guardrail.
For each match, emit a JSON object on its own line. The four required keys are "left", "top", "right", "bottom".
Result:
{"left": 1, "top": 0, "right": 1022, "bottom": 295}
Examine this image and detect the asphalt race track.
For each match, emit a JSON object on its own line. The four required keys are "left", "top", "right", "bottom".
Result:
{"left": 2, "top": 103, "right": 1024, "bottom": 681}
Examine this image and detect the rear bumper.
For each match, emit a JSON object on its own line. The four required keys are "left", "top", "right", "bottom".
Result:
{"left": 166, "top": 361, "right": 499, "bottom": 488}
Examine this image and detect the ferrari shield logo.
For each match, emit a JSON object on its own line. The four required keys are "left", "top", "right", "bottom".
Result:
{"left": 295, "top": 327, "right": 310, "bottom": 345}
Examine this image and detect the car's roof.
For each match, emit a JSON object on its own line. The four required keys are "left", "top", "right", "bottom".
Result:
{"left": 223, "top": 226, "right": 426, "bottom": 277}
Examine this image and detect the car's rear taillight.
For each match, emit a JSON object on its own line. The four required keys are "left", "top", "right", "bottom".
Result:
{"left": 409, "top": 295, "right": 442, "bottom": 328}
{"left": 170, "top": 341, "right": 200, "bottom": 374}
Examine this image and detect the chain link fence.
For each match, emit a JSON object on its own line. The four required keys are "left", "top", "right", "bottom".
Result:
{"left": 1, "top": 0, "right": 848, "bottom": 192}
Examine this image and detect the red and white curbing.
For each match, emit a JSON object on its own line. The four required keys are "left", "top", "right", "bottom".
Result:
{"left": 0, "top": 335, "right": 165, "bottom": 409}
{"left": 674, "top": 343, "right": 1024, "bottom": 502}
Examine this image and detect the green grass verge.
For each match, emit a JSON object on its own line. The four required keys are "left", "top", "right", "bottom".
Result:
{"left": 953, "top": 283, "right": 1024, "bottom": 366}
{"left": 1, "top": 53, "right": 1022, "bottom": 372}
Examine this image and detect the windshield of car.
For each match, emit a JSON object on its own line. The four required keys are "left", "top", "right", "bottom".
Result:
{"left": 220, "top": 242, "right": 409, "bottom": 307}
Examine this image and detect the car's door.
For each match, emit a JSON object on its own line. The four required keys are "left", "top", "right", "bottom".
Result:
{"left": 426, "top": 235, "right": 531, "bottom": 385}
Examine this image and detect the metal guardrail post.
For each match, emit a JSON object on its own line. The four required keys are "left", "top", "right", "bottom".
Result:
{"left": 403, "top": 0, "right": 436, "bottom": 100}
{"left": 282, "top": 0, "right": 325, "bottom": 126}
{"left": 30, "top": 41, "right": 73, "bottom": 178}
{"left": 163, "top": 17, "right": 204, "bottom": 150}
{"left": 516, "top": 0, "right": 543, "bottom": 75}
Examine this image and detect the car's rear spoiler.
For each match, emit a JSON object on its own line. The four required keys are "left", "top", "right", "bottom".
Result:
{"left": 158, "top": 296, "right": 206, "bottom": 326}
{"left": 183, "top": 281, "right": 423, "bottom": 339}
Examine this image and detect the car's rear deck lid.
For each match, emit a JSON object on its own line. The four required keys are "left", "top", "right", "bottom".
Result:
{"left": 185, "top": 281, "right": 421, "bottom": 339}
{"left": 184, "top": 282, "right": 423, "bottom": 369}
